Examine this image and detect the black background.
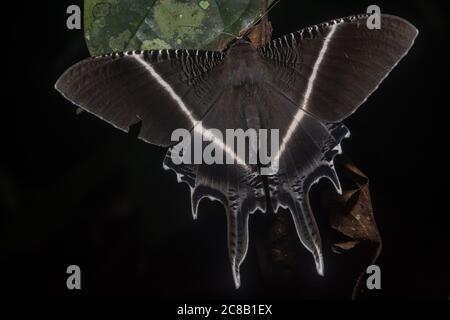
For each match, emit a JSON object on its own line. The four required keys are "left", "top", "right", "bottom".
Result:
{"left": 1, "top": 0, "right": 448, "bottom": 300}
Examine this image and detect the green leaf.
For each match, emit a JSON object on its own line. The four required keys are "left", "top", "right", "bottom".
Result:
{"left": 84, "top": 0, "right": 273, "bottom": 55}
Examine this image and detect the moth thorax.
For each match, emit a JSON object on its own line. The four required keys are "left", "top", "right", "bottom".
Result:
{"left": 225, "top": 43, "right": 264, "bottom": 86}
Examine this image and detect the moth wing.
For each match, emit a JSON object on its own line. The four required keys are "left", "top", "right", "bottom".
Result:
{"left": 164, "top": 86, "right": 267, "bottom": 288}
{"left": 258, "top": 85, "right": 349, "bottom": 276}
{"left": 259, "top": 14, "right": 418, "bottom": 122}
{"left": 56, "top": 50, "right": 225, "bottom": 146}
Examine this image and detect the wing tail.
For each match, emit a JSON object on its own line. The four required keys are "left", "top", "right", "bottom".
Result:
{"left": 163, "top": 148, "right": 265, "bottom": 288}
{"left": 261, "top": 82, "right": 350, "bottom": 276}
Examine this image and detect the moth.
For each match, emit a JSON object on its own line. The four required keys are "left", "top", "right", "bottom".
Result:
{"left": 56, "top": 14, "right": 418, "bottom": 288}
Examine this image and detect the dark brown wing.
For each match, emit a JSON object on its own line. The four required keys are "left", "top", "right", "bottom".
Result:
{"left": 56, "top": 49, "right": 225, "bottom": 146}
{"left": 259, "top": 14, "right": 418, "bottom": 122}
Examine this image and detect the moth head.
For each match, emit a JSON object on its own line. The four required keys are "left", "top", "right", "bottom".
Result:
{"left": 221, "top": 36, "right": 253, "bottom": 53}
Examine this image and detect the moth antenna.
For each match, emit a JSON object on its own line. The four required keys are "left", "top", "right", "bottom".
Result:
{"left": 247, "top": 0, "right": 282, "bottom": 31}
{"left": 177, "top": 25, "right": 238, "bottom": 39}
{"left": 220, "top": 31, "right": 238, "bottom": 38}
